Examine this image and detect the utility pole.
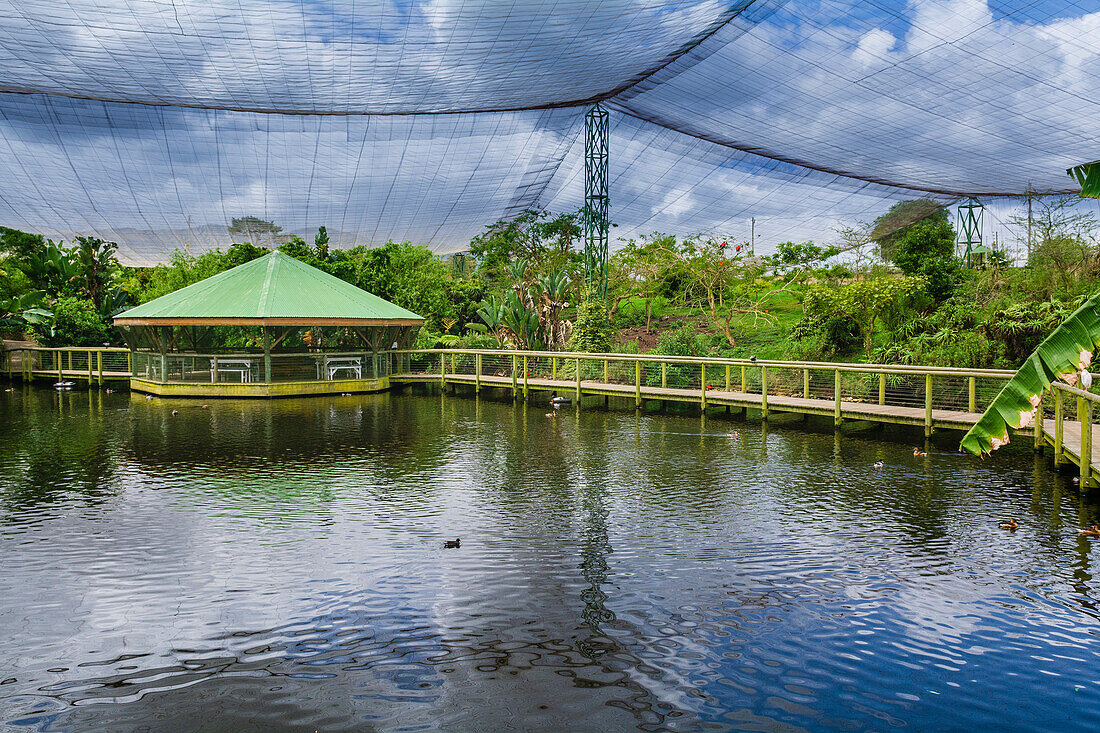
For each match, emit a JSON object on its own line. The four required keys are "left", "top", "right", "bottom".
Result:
{"left": 1027, "top": 187, "right": 1033, "bottom": 263}
{"left": 750, "top": 217, "right": 755, "bottom": 256}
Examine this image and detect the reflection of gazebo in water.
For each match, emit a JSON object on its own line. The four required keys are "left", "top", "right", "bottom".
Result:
{"left": 113, "top": 251, "right": 423, "bottom": 397}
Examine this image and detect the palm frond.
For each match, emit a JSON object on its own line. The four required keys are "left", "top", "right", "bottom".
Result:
{"left": 1068, "top": 160, "right": 1100, "bottom": 198}
{"left": 960, "top": 291, "right": 1100, "bottom": 456}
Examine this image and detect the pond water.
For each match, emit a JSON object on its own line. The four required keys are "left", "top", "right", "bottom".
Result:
{"left": 2, "top": 386, "right": 1100, "bottom": 732}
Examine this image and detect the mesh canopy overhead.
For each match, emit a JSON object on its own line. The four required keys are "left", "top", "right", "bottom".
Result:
{"left": 0, "top": 0, "right": 1097, "bottom": 264}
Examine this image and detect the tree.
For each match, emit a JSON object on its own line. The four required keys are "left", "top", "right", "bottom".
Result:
{"left": 888, "top": 215, "right": 960, "bottom": 301}
{"left": 0, "top": 226, "right": 46, "bottom": 264}
{"left": 608, "top": 234, "right": 674, "bottom": 330}
{"left": 31, "top": 296, "right": 111, "bottom": 347}
{"left": 72, "top": 236, "right": 118, "bottom": 310}
{"left": 871, "top": 199, "right": 948, "bottom": 264}
{"left": 227, "top": 216, "right": 289, "bottom": 248}
{"left": 804, "top": 276, "right": 927, "bottom": 357}
{"left": 655, "top": 235, "right": 788, "bottom": 348}
{"left": 469, "top": 209, "right": 582, "bottom": 281}
{"left": 1009, "top": 194, "right": 1098, "bottom": 265}
{"left": 833, "top": 222, "right": 875, "bottom": 277}
{"left": 315, "top": 226, "right": 330, "bottom": 261}
{"left": 769, "top": 240, "right": 840, "bottom": 276}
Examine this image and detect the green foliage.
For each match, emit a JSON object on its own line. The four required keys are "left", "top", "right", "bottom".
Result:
{"left": 277, "top": 236, "right": 313, "bottom": 261}
{"left": 803, "top": 276, "right": 927, "bottom": 357}
{"left": 0, "top": 226, "right": 46, "bottom": 263}
{"left": 566, "top": 292, "right": 614, "bottom": 353}
{"left": 32, "top": 296, "right": 112, "bottom": 346}
{"left": 789, "top": 315, "right": 861, "bottom": 358}
{"left": 314, "top": 226, "right": 330, "bottom": 261}
{"left": 1068, "top": 160, "right": 1100, "bottom": 198}
{"left": 888, "top": 214, "right": 960, "bottom": 301}
{"left": 961, "top": 290, "right": 1100, "bottom": 456}
{"left": 769, "top": 240, "right": 840, "bottom": 274}
{"left": 72, "top": 236, "right": 118, "bottom": 309}
{"left": 871, "top": 199, "right": 948, "bottom": 263}
{"left": 227, "top": 216, "right": 286, "bottom": 248}
{"left": 469, "top": 209, "right": 581, "bottom": 282}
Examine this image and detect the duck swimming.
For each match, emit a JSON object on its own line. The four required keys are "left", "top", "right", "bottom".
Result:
{"left": 1078, "top": 525, "right": 1100, "bottom": 537}
{"left": 444, "top": 538, "right": 461, "bottom": 548}
{"left": 549, "top": 392, "right": 571, "bottom": 405}
{"left": 999, "top": 518, "right": 1018, "bottom": 531}
{"left": 873, "top": 460, "right": 884, "bottom": 468}
{"left": 913, "top": 447, "right": 927, "bottom": 457}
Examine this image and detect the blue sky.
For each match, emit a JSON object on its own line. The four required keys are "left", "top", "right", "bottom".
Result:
{"left": 0, "top": 0, "right": 1096, "bottom": 263}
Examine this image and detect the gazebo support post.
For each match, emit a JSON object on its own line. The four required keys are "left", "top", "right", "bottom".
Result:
{"left": 263, "top": 327, "right": 272, "bottom": 384}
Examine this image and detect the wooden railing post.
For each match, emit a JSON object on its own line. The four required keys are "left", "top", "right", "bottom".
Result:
{"left": 1054, "top": 389, "right": 1064, "bottom": 466}
{"left": 924, "top": 373, "right": 933, "bottom": 437}
{"left": 575, "top": 357, "right": 582, "bottom": 401}
{"left": 67, "top": 350, "right": 73, "bottom": 375}
{"left": 87, "top": 352, "right": 93, "bottom": 384}
{"left": 761, "top": 366, "right": 769, "bottom": 420}
{"left": 127, "top": 351, "right": 132, "bottom": 376}
{"left": 1081, "top": 397, "right": 1093, "bottom": 489}
{"left": 725, "top": 364, "right": 730, "bottom": 392}
{"left": 523, "top": 355, "right": 529, "bottom": 401}
{"left": 968, "top": 376, "right": 976, "bottom": 413}
{"left": 475, "top": 353, "right": 481, "bottom": 394}
{"left": 741, "top": 365, "right": 747, "bottom": 392}
{"left": 635, "top": 360, "right": 642, "bottom": 409}
{"left": 661, "top": 362, "right": 667, "bottom": 389}
{"left": 879, "top": 373, "right": 886, "bottom": 405}
{"left": 97, "top": 351, "right": 104, "bottom": 386}
{"left": 803, "top": 368, "right": 810, "bottom": 399}
{"left": 511, "top": 354, "right": 517, "bottom": 399}
{"left": 834, "top": 369, "right": 841, "bottom": 427}
{"left": 552, "top": 356, "right": 557, "bottom": 380}
{"left": 700, "top": 364, "right": 707, "bottom": 409}
{"left": 57, "top": 350, "right": 63, "bottom": 382}
{"left": 441, "top": 351, "right": 447, "bottom": 388}
{"left": 603, "top": 359, "right": 609, "bottom": 383}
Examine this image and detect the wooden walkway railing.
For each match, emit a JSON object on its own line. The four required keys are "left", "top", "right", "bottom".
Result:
{"left": 5, "top": 342, "right": 1100, "bottom": 489}
{"left": 1, "top": 343, "right": 131, "bottom": 385}
{"left": 390, "top": 348, "right": 1100, "bottom": 489}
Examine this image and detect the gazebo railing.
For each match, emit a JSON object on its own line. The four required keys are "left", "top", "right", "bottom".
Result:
{"left": 132, "top": 350, "right": 391, "bottom": 384}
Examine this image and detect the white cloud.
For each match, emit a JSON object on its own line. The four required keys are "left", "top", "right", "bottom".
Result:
{"left": 852, "top": 28, "right": 897, "bottom": 66}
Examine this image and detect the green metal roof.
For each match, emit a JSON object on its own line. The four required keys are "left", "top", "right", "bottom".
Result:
{"left": 114, "top": 251, "right": 423, "bottom": 325}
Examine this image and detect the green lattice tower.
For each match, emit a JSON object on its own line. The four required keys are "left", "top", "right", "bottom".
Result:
{"left": 957, "top": 197, "right": 983, "bottom": 267}
{"left": 584, "top": 104, "right": 610, "bottom": 300}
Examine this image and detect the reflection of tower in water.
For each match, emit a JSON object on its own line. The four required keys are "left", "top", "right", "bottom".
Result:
{"left": 577, "top": 483, "right": 616, "bottom": 659}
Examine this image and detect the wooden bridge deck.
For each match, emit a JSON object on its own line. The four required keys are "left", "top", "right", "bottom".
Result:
{"left": 394, "top": 371, "right": 1100, "bottom": 484}
{"left": 394, "top": 372, "right": 983, "bottom": 429}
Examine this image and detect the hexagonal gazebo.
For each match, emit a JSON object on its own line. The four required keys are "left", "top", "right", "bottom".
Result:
{"left": 113, "top": 251, "right": 423, "bottom": 397}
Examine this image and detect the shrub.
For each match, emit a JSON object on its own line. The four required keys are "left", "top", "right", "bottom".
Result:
{"left": 33, "top": 296, "right": 112, "bottom": 346}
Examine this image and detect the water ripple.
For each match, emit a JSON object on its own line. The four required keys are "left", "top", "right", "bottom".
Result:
{"left": 2, "top": 389, "right": 1100, "bottom": 731}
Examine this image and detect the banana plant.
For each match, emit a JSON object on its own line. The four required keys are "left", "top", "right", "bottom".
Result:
{"left": 1068, "top": 161, "right": 1099, "bottom": 198}
{"left": 501, "top": 291, "right": 540, "bottom": 349}
{"left": 536, "top": 270, "right": 572, "bottom": 349}
{"left": 960, "top": 291, "right": 1100, "bottom": 456}
{"left": 476, "top": 294, "right": 505, "bottom": 345}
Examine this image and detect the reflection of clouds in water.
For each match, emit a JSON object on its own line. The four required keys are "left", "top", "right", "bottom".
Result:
{"left": 5, "top": 395, "right": 1100, "bottom": 729}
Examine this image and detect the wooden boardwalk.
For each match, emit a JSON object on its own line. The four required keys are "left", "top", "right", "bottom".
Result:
{"left": 395, "top": 372, "right": 983, "bottom": 429}
{"left": 394, "top": 370, "right": 1100, "bottom": 486}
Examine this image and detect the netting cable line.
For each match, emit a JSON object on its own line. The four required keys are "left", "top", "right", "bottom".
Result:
{"left": 0, "top": 0, "right": 1097, "bottom": 263}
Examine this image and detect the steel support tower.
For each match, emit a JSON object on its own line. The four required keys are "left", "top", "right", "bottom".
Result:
{"left": 957, "top": 197, "right": 984, "bottom": 267}
{"left": 584, "top": 104, "right": 610, "bottom": 299}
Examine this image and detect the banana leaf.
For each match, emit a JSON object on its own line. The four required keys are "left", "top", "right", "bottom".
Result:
{"left": 1068, "top": 160, "right": 1100, "bottom": 198}
{"left": 960, "top": 291, "right": 1100, "bottom": 456}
